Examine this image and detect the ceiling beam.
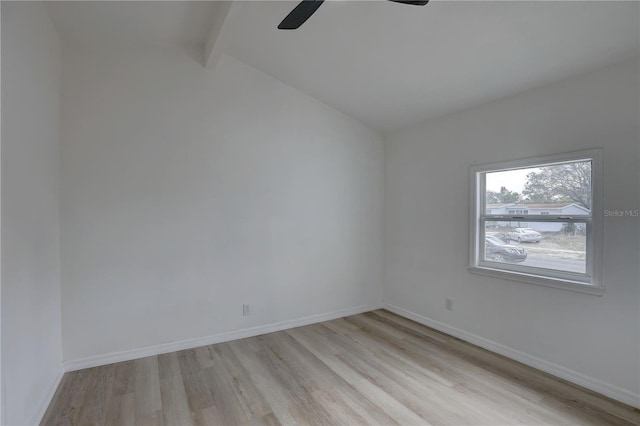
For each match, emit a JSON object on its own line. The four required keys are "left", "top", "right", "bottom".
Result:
{"left": 203, "top": 1, "right": 233, "bottom": 69}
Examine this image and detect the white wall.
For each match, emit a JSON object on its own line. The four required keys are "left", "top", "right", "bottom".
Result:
{"left": 1, "top": 2, "right": 63, "bottom": 424}
{"left": 384, "top": 58, "right": 640, "bottom": 404}
{"left": 60, "top": 45, "right": 384, "bottom": 362}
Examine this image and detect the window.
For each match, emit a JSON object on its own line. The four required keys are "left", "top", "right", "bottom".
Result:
{"left": 469, "top": 149, "right": 603, "bottom": 294}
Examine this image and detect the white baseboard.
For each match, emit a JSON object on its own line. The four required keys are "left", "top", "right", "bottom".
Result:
{"left": 63, "top": 303, "right": 383, "bottom": 372}
{"left": 383, "top": 303, "right": 640, "bottom": 409}
{"left": 30, "top": 367, "right": 64, "bottom": 426}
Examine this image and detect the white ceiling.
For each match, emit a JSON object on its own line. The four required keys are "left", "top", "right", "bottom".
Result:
{"left": 222, "top": 1, "right": 640, "bottom": 131}
{"left": 47, "top": 1, "right": 640, "bottom": 132}
{"left": 47, "top": 1, "right": 218, "bottom": 48}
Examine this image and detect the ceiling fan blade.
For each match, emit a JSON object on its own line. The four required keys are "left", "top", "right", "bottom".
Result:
{"left": 387, "top": 0, "right": 429, "bottom": 5}
{"left": 278, "top": 0, "right": 325, "bottom": 30}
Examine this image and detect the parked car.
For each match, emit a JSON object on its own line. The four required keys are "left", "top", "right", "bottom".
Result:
{"left": 486, "top": 232, "right": 510, "bottom": 243}
{"left": 485, "top": 236, "right": 527, "bottom": 263}
{"left": 508, "top": 227, "right": 542, "bottom": 243}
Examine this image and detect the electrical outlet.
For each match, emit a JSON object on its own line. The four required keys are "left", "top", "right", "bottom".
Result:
{"left": 243, "top": 304, "right": 251, "bottom": 316}
{"left": 445, "top": 298, "right": 453, "bottom": 311}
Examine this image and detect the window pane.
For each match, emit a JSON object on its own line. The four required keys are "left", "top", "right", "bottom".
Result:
{"left": 484, "top": 222, "right": 586, "bottom": 274}
{"left": 485, "top": 161, "right": 592, "bottom": 212}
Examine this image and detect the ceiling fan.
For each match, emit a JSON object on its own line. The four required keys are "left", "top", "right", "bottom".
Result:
{"left": 278, "top": 0, "right": 429, "bottom": 30}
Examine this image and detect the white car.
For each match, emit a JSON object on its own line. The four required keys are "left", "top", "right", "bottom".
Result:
{"left": 509, "top": 228, "right": 542, "bottom": 243}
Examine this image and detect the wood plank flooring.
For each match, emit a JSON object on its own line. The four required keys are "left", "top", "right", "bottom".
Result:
{"left": 42, "top": 310, "right": 640, "bottom": 425}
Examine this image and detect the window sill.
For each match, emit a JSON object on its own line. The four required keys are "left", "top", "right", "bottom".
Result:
{"left": 467, "top": 266, "right": 605, "bottom": 296}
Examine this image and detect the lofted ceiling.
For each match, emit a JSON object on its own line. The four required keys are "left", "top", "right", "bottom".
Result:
{"left": 47, "top": 1, "right": 640, "bottom": 132}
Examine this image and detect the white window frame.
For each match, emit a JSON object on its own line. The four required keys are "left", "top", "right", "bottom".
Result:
{"left": 468, "top": 149, "right": 604, "bottom": 295}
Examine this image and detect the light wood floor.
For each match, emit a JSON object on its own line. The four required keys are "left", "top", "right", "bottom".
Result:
{"left": 43, "top": 310, "right": 639, "bottom": 425}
